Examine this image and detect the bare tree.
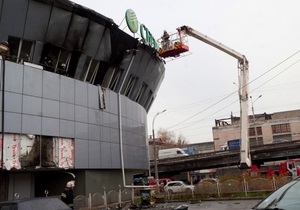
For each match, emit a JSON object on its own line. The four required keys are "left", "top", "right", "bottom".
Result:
{"left": 177, "top": 134, "right": 189, "bottom": 145}
{"left": 157, "top": 128, "right": 188, "bottom": 145}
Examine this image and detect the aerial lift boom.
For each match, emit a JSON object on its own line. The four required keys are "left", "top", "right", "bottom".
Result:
{"left": 159, "top": 25, "right": 250, "bottom": 167}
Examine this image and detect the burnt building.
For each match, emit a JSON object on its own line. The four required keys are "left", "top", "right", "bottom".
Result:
{"left": 0, "top": 0, "right": 165, "bottom": 200}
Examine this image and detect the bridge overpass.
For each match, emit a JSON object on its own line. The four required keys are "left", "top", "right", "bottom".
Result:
{"left": 150, "top": 140, "right": 300, "bottom": 175}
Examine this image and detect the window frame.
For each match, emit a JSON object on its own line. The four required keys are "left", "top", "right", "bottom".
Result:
{"left": 80, "top": 56, "right": 100, "bottom": 84}
{"left": 135, "top": 83, "right": 147, "bottom": 102}
{"left": 249, "top": 127, "right": 262, "bottom": 136}
{"left": 123, "top": 75, "right": 136, "bottom": 97}
{"left": 8, "top": 36, "right": 34, "bottom": 63}
{"left": 271, "top": 123, "right": 291, "bottom": 134}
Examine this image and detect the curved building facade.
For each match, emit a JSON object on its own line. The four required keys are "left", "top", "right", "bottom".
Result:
{"left": 0, "top": 0, "right": 165, "bottom": 200}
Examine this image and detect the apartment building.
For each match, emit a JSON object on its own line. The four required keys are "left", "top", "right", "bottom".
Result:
{"left": 213, "top": 109, "right": 300, "bottom": 151}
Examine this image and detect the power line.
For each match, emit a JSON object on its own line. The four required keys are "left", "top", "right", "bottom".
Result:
{"left": 166, "top": 49, "right": 300, "bottom": 130}
{"left": 250, "top": 49, "right": 300, "bottom": 85}
{"left": 171, "top": 99, "right": 238, "bottom": 132}
{"left": 180, "top": 57, "right": 300, "bottom": 132}
{"left": 167, "top": 91, "right": 236, "bottom": 129}
{"left": 148, "top": 95, "right": 223, "bottom": 115}
{"left": 251, "top": 58, "right": 300, "bottom": 93}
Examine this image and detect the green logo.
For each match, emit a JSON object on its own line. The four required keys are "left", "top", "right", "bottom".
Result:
{"left": 125, "top": 9, "right": 138, "bottom": 33}
{"left": 125, "top": 9, "right": 157, "bottom": 50}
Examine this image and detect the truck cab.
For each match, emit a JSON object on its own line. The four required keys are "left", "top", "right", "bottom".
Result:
{"left": 282, "top": 159, "right": 300, "bottom": 178}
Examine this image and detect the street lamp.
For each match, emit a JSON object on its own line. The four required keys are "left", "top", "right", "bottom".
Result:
{"left": 250, "top": 95, "right": 262, "bottom": 146}
{"left": 152, "top": 109, "right": 166, "bottom": 193}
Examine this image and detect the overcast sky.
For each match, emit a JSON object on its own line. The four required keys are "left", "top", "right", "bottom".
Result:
{"left": 73, "top": 0, "right": 300, "bottom": 144}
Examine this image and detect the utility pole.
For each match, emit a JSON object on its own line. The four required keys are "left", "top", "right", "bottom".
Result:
{"left": 152, "top": 109, "right": 166, "bottom": 193}
{"left": 250, "top": 95, "right": 262, "bottom": 146}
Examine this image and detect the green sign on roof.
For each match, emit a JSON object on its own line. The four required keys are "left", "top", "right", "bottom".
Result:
{"left": 125, "top": 9, "right": 138, "bottom": 33}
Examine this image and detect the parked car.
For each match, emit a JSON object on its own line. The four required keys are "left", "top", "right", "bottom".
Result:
{"left": 164, "top": 180, "right": 195, "bottom": 194}
{"left": 0, "top": 197, "right": 71, "bottom": 210}
{"left": 148, "top": 177, "right": 172, "bottom": 186}
{"left": 252, "top": 177, "right": 300, "bottom": 210}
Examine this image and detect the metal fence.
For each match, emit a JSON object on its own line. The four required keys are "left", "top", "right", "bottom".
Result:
{"left": 194, "top": 176, "right": 292, "bottom": 197}
{"left": 73, "top": 187, "right": 133, "bottom": 210}
{"left": 70, "top": 176, "right": 292, "bottom": 209}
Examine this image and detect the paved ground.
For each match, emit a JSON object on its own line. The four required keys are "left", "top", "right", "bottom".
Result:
{"left": 138, "top": 199, "right": 261, "bottom": 210}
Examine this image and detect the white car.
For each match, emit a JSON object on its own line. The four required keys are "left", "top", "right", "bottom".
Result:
{"left": 164, "top": 181, "right": 195, "bottom": 194}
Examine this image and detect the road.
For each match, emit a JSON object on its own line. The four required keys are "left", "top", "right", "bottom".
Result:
{"left": 147, "top": 199, "right": 261, "bottom": 210}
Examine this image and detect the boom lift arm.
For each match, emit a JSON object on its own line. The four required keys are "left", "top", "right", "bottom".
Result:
{"left": 179, "top": 25, "right": 250, "bottom": 167}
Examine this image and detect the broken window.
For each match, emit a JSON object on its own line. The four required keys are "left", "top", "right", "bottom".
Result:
{"left": 135, "top": 83, "right": 147, "bottom": 103}
{"left": 80, "top": 56, "right": 100, "bottom": 84}
{"left": 123, "top": 75, "right": 136, "bottom": 97}
{"left": 108, "top": 68, "right": 122, "bottom": 91}
{"left": 101, "top": 67, "right": 123, "bottom": 91}
{"left": 40, "top": 43, "right": 71, "bottom": 74}
{"left": 145, "top": 90, "right": 154, "bottom": 111}
{"left": 8, "top": 36, "right": 34, "bottom": 63}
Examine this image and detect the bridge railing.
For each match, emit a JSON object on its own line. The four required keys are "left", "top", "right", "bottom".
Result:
{"left": 151, "top": 140, "right": 300, "bottom": 174}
